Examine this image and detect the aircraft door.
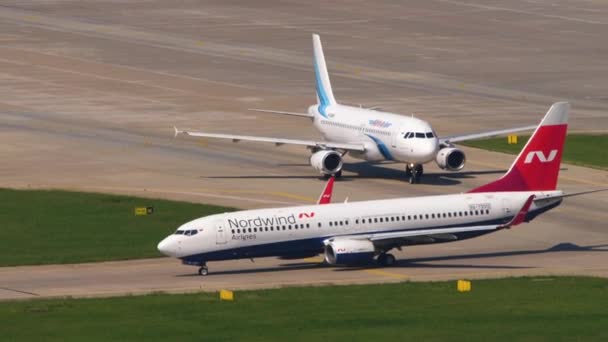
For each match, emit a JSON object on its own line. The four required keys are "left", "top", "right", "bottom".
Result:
{"left": 391, "top": 129, "right": 400, "bottom": 148}
{"left": 502, "top": 198, "right": 512, "bottom": 218}
{"left": 216, "top": 220, "right": 228, "bottom": 245}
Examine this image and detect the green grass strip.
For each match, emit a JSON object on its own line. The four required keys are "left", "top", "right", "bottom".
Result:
{"left": 0, "top": 189, "right": 233, "bottom": 266}
{"left": 1, "top": 277, "right": 607, "bottom": 341}
{"left": 461, "top": 134, "right": 608, "bottom": 170}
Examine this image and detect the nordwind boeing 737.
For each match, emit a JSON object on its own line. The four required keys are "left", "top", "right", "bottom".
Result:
{"left": 159, "top": 102, "right": 605, "bottom": 276}
{"left": 174, "top": 34, "right": 535, "bottom": 184}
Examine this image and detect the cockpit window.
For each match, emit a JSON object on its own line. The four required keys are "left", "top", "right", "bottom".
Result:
{"left": 190, "top": 230, "right": 198, "bottom": 236}
{"left": 174, "top": 230, "right": 184, "bottom": 235}
{"left": 426, "top": 132, "right": 434, "bottom": 138}
{"left": 415, "top": 132, "right": 425, "bottom": 138}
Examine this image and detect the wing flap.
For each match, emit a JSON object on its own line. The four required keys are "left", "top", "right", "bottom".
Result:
{"left": 368, "top": 225, "right": 499, "bottom": 242}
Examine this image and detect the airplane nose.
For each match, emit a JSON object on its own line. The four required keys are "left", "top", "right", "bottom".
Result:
{"left": 157, "top": 237, "right": 176, "bottom": 257}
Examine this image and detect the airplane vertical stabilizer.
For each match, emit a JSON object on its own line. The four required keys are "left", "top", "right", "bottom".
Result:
{"left": 469, "top": 102, "right": 569, "bottom": 193}
{"left": 313, "top": 34, "right": 337, "bottom": 116}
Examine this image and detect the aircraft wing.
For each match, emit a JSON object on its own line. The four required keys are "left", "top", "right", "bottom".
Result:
{"left": 439, "top": 125, "right": 537, "bottom": 144}
{"left": 329, "top": 195, "right": 536, "bottom": 247}
{"left": 248, "top": 108, "right": 313, "bottom": 118}
{"left": 174, "top": 127, "right": 366, "bottom": 152}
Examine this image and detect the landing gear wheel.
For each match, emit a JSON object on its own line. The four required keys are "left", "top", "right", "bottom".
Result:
{"left": 377, "top": 253, "right": 396, "bottom": 266}
{"left": 384, "top": 253, "right": 396, "bottom": 266}
{"left": 323, "top": 170, "right": 342, "bottom": 179}
{"left": 408, "top": 164, "right": 424, "bottom": 184}
{"left": 198, "top": 265, "right": 209, "bottom": 276}
{"left": 405, "top": 164, "right": 412, "bottom": 178}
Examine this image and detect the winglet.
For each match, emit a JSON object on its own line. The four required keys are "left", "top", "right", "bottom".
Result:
{"left": 499, "top": 195, "right": 535, "bottom": 229}
{"left": 173, "top": 126, "right": 180, "bottom": 138}
{"left": 317, "top": 176, "right": 335, "bottom": 205}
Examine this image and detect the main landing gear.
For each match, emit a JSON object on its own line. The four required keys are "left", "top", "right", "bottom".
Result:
{"left": 323, "top": 170, "right": 342, "bottom": 179}
{"left": 405, "top": 163, "right": 423, "bottom": 184}
{"left": 377, "top": 253, "right": 396, "bottom": 266}
{"left": 198, "top": 263, "right": 209, "bottom": 276}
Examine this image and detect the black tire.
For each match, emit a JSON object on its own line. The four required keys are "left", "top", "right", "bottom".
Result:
{"left": 405, "top": 165, "right": 412, "bottom": 178}
{"left": 384, "top": 254, "right": 396, "bottom": 266}
{"left": 377, "top": 254, "right": 387, "bottom": 265}
{"left": 198, "top": 266, "right": 209, "bottom": 276}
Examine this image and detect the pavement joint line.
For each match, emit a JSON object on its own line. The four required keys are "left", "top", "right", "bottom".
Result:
{"left": 468, "top": 160, "right": 608, "bottom": 186}
{"left": 43, "top": 185, "right": 302, "bottom": 206}
{"left": 0, "top": 286, "right": 39, "bottom": 297}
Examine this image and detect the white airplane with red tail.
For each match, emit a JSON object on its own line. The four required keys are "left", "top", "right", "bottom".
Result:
{"left": 158, "top": 102, "right": 605, "bottom": 275}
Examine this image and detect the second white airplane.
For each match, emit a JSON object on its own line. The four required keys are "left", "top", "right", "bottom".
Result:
{"left": 175, "top": 34, "right": 535, "bottom": 183}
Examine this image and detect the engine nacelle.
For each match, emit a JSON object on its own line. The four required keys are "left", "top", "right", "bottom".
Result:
{"left": 310, "top": 150, "right": 343, "bottom": 175}
{"left": 435, "top": 147, "right": 466, "bottom": 171}
{"left": 324, "top": 239, "right": 375, "bottom": 265}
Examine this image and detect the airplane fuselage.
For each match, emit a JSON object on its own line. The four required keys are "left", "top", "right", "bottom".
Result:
{"left": 158, "top": 191, "right": 563, "bottom": 265}
{"left": 308, "top": 104, "right": 439, "bottom": 164}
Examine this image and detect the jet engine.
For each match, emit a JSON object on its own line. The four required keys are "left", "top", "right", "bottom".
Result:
{"left": 310, "top": 150, "right": 343, "bottom": 175}
{"left": 324, "top": 239, "right": 375, "bottom": 265}
{"left": 435, "top": 147, "right": 466, "bottom": 171}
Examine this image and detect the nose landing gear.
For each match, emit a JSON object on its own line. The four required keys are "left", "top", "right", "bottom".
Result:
{"left": 405, "top": 164, "right": 423, "bottom": 184}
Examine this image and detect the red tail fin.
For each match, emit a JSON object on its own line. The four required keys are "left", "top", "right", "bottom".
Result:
{"left": 469, "top": 102, "right": 569, "bottom": 193}
{"left": 317, "top": 176, "right": 335, "bottom": 204}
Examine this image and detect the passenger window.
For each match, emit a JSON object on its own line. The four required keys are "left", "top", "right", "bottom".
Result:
{"left": 431, "top": 214, "right": 435, "bottom": 219}
{"left": 425, "top": 214, "right": 429, "bottom": 219}
{"left": 318, "top": 223, "right": 321, "bottom": 228}
{"left": 408, "top": 215, "right": 411, "bottom": 220}
{"left": 307, "top": 223, "right": 310, "bottom": 228}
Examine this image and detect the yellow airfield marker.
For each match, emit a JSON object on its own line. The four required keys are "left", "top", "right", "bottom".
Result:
{"left": 457, "top": 279, "right": 472, "bottom": 292}
{"left": 219, "top": 289, "right": 234, "bottom": 301}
